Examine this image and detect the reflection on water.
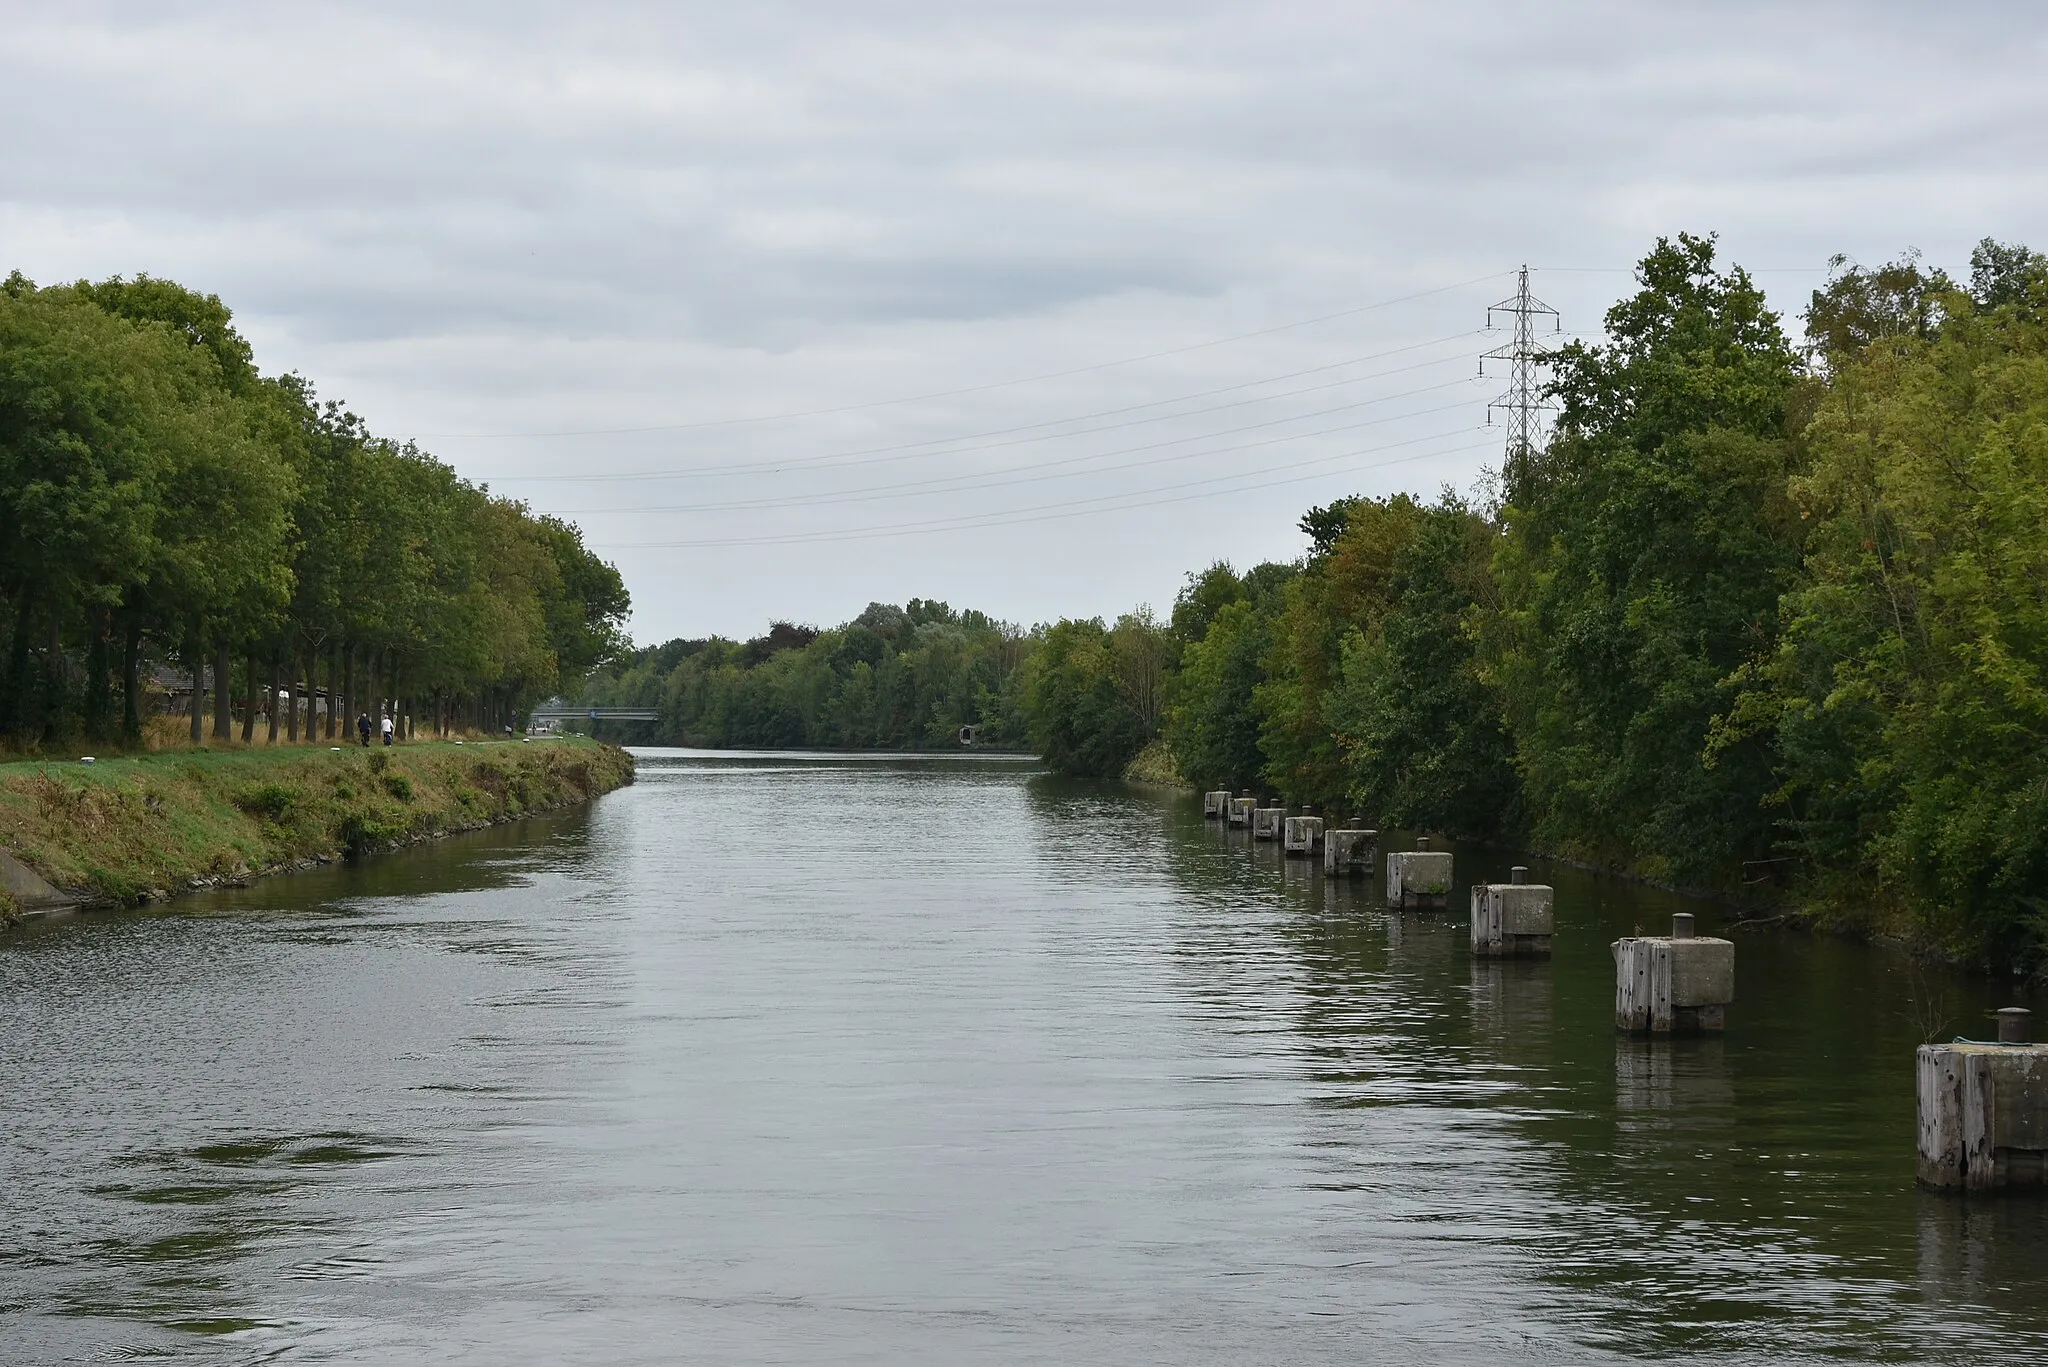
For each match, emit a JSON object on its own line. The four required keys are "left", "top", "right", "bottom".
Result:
{"left": 2, "top": 751, "right": 2045, "bottom": 1364}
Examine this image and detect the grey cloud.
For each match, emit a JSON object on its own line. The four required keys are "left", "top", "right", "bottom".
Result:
{"left": 4, "top": 0, "right": 2046, "bottom": 639}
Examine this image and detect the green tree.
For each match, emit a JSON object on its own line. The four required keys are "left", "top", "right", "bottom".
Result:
{"left": 1486, "top": 233, "right": 1805, "bottom": 882}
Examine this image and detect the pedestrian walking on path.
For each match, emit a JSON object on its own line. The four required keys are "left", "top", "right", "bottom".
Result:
{"left": 356, "top": 712, "right": 372, "bottom": 747}
{"left": 381, "top": 714, "right": 395, "bottom": 746}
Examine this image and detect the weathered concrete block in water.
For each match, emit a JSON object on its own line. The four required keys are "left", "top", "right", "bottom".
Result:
{"left": 1283, "top": 815, "right": 1323, "bottom": 855}
{"left": 1203, "top": 790, "right": 1231, "bottom": 819}
{"left": 1323, "top": 828, "right": 1375, "bottom": 878}
{"left": 1228, "top": 795, "right": 1257, "bottom": 828}
{"left": 1471, "top": 866, "right": 1553, "bottom": 956}
{"left": 1612, "top": 914, "right": 1732, "bottom": 1033}
{"left": 1252, "top": 806, "right": 1286, "bottom": 841}
{"left": 1918, "top": 1020, "right": 2048, "bottom": 1191}
{"left": 1386, "top": 839, "right": 1452, "bottom": 909}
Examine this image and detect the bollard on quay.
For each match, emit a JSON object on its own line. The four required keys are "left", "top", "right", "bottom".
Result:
{"left": 1386, "top": 836, "right": 1453, "bottom": 910}
{"left": 1917, "top": 1006, "right": 2048, "bottom": 1192}
{"left": 1471, "top": 865, "right": 1554, "bottom": 957}
{"left": 1324, "top": 827, "right": 1376, "bottom": 878}
{"left": 1611, "top": 912, "right": 1733, "bottom": 1034}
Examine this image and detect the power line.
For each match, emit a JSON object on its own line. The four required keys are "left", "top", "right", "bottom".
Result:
{"left": 413, "top": 272, "right": 1514, "bottom": 440}
{"left": 551, "top": 384, "right": 1483, "bottom": 516}
{"left": 483, "top": 329, "right": 1488, "bottom": 485}
{"left": 596, "top": 426, "right": 1493, "bottom": 550}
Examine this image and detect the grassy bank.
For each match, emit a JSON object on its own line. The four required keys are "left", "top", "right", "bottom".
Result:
{"left": 0, "top": 737, "right": 633, "bottom": 913}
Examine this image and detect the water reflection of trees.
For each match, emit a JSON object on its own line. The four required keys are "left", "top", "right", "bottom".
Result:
{"left": 1140, "top": 785, "right": 2048, "bottom": 1358}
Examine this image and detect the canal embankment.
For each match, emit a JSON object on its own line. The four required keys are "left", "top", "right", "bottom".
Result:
{"left": 0, "top": 738, "right": 633, "bottom": 924}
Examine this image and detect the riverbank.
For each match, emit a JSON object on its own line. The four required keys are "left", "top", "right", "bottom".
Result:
{"left": 0, "top": 738, "right": 634, "bottom": 924}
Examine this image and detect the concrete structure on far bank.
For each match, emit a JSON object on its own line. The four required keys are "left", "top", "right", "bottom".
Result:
{"left": 1, "top": 847, "right": 77, "bottom": 923}
{"left": 1203, "top": 791, "right": 1230, "bottom": 819}
{"left": 1386, "top": 838, "right": 1452, "bottom": 910}
{"left": 1471, "top": 866, "right": 1553, "bottom": 956}
{"left": 1252, "top": 806, "right": 1285, "bottom": 841}
{"left": 1918, "top": 1009, "right": 2048, "bottom": 1192}
{"left": 1613, "top": 913, "right": 1733, "bottom": 1033}
{"left": 1228, "top": 793, "right": 1257, "bottom": 828}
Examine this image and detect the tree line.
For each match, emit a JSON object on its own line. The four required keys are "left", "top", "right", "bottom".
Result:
{"left": 0, "top": 271, "right": 629, "bottom": 750}
{"left": 579, "top": 599, "right": 1035, "bottom": 749}
{"left": 1023, "top": 234, "right": 2048, "bottom": 972}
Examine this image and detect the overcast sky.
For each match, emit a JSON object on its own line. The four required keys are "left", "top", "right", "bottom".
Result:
{"left": 5, "top": 1, "right": 2043, "bottom": 643}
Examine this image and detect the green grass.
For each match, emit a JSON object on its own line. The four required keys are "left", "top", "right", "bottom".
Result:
{"left": 0, "top": 737, "right": 633, "bottom": 904}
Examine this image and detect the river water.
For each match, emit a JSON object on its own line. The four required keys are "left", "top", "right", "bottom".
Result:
{"left": 3, "top": 749, "right": 2045, "bottom": 1365}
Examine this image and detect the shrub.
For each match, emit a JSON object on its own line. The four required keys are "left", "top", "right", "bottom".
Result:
{"left": 233, "top": 782, "right": 303, "bottom": 823}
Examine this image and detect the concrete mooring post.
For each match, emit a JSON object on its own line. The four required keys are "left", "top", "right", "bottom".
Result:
{"left": 1252, "top": 805, "right": 1286, "bottom": 841}
{"left": 1471, "top": 865, "right": 1554, "bottom": 957}
{"left": 1612, "top": 913, "right": 1733, "bottom": 1034}
{"left": 1228, "top": 792, "right": 1257, "bottom": 828}
{"left": 1386, "top": 836, "right": 1453, "bottom": 910}
{"left": 1323, "top": 827, "right": 1376, "bottom": 878}
{"left": 1917, "top": 1008, "right": 2048, "bottom": 1192}
{"left": 1283, "top": 810, "right": 1324, "bottom": 855}
{"left": 1203, "top": 790, "right": 1231, "bottom": 819}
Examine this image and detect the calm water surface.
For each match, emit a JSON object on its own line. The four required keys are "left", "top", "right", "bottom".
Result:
{"left": 3, "top": 749, "right": 2045, "bottom": 1364}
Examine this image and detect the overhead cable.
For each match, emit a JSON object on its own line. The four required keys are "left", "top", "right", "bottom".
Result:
{"left": 558, "top": 389, "right": 1482, "bottom": 517}
{"left": 414, "top": 272, "right": 1514, "bottom": 440}
{"left": 482, "top": 329, "right": 1488, "bottom": 485}
{"left": 596, "top": 426, "right": 1493, "bottom": 550}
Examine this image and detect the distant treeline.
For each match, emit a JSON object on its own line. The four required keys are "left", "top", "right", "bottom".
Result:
{"left": 0, "top": 271, "right": 629, "bottom": 748}
{"left": 580, "top": 600, "right": 1042, "bottom": 749}
{"left": 1025, "top": 234, "right": 2048, "bottom": 972}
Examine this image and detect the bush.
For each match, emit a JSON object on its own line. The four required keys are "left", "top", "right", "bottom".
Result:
{"left": 233, "top": 782, "right": 303, "bottom": 823}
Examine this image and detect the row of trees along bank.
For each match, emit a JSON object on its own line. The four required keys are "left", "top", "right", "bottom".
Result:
{"left": 0, "top": 271, "right": 630, "bottom": 751}
{"left": 1023, "top": 234, "right": 2048, "bottom": 975}
{"left": 580, "top": 601, "right": 1041, "bottom": 749}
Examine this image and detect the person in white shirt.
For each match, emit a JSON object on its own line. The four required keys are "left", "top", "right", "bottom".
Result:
{"left": 380, "top": 714, "right": 395, "bottom": 746}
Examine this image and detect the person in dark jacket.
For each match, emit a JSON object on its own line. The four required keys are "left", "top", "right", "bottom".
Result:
{"left": 356, "top": 712, "right": 372, "bottom": 747}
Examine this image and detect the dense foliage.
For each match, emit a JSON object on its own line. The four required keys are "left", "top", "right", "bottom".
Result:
{"left": 1022, "top": 233, "right": 2048, "bottom": 971}
{"left": 0, "top": 271, "right": 628, "bottom": 750}
{"left": 580, "top": 600, "right": 1034, "bottom": 749}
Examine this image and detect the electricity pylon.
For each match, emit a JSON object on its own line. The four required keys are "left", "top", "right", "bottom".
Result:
{"left": 1480, "top": 265, "right": 1559, "bottom": 497}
